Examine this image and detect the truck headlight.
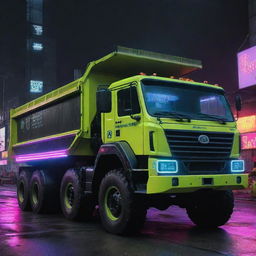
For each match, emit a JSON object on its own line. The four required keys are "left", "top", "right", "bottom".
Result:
{"left": 157, "top": 160, "right": 178, "bottom": 174}
{"left": 231, "top": 160, "right": 244, "bottom": 173}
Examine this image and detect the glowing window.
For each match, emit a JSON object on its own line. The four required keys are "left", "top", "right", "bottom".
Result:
{"left": 32, "top": 42, "right": 43, "bottom": 51}
{"left": 30, "top": 80, "right": 43, "bottom": 93}
{"left": 32, "top": 25, "right": 43, "bottom": 36}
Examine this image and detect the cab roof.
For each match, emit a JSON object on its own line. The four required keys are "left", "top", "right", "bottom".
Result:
{"left": 109, "top": 75, "right": 224, "bottom": 91}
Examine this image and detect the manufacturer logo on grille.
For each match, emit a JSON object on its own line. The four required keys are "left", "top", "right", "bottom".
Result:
{"left": 198, "top": 135, "right": 210, "bottom": 144}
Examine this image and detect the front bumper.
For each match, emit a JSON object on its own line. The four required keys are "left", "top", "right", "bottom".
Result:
{"left": 146, "top": 174, "right": 248, "bottom": 194}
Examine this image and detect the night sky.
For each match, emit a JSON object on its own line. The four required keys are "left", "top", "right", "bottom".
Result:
{"left": 56, "top": 0, "right": 249, "bottom": 93}
{"left": 0, "top": 0, "right": 250, "bottom": 103}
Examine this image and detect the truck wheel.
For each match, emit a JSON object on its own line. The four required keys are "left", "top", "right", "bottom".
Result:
{"left": 30, "top": 170, "right": 60, "bottom": 214}
{"left": 99, "top": 169, "right": 147, "bottom": 235}
{"left": 17, "top": 170, "right": 32, "bottom": 211}
{"left": 60, "top": 169, "right": 95, "bottom": 221}
{"left": 186, "top": 190, "right": 234, "bottom": 228}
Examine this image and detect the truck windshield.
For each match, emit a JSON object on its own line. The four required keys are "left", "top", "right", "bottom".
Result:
{"left": 141, "top": 79, "right": 234, "bottom": 122}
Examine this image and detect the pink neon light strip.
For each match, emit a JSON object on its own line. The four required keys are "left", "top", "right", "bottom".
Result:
{"left": 15, "top": 149, "right": 68, "bottom": 163}
{"left": 16, "top": 149, "right": 66, "bottom": 158}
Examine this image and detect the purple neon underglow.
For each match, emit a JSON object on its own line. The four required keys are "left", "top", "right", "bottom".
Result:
{"left": 15, "top": 132, "right": 76, "bottom": 147}
{"left": 15, "top": 149, "right": 68, "bottom": 162}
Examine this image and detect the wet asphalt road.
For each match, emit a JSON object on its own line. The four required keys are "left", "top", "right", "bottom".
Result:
{"left": 0, "top": 185, "right": 256, "bottom": 256}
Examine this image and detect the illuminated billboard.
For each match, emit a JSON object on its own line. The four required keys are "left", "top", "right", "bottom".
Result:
{"left": 238, "top": 46, "right": 256, "bottom": 89}
{"left": 241, "top": 132, "right": 256, "bottom": 150}
{"left": 0, "top": 127, "right": 5, "bottom": 152}
{"left": 237, "top": 115, "right": 256, "bottom": 133}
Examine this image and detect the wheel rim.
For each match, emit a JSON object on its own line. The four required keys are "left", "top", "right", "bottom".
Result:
{"left": 64, "top": 183, "right": 75, "bottom": 209}
{"left": 32, "top": 182, "right": 39, "bottom": 205}
{"left": 18, "top": 181, "right": 25, "bottom": 203}
{"left": 104, "top": 186, "right": 122, "bottom": 221}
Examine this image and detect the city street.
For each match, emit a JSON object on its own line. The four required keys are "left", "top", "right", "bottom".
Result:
{"left": 1, "top": 1, "right": 255, "bottom": 256}
{"left": 0, "top": 185, "right": 256, "bottom": 256}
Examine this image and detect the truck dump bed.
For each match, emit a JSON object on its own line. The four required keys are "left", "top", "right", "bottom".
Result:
{"left": 9, "top": 47, "right": 202, "bottom": 161}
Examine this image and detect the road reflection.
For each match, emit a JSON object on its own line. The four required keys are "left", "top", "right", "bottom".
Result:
{"left": 142, "top": 204, "right": 256, "bottom": 256}
{"left": 1, "top": 186, "right": 256, "bottom": 256}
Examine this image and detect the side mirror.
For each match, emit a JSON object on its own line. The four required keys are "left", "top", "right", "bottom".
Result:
{"left": 235, "top": 94, "right": 242, "bottom": 111}
{"left": 97, "top": 89, "right": 111, "bottom": 113}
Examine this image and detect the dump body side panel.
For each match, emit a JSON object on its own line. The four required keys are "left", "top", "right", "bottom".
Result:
{"left": 16, "top": 94, "right": 80, "bottom": 143}
{"left": 9, "top": 80, "right": 82, "bottom": 158}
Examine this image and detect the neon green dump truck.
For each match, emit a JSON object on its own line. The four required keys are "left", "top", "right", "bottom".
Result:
{"left": 10, "top": 47, "right": 248, "bottom": 234}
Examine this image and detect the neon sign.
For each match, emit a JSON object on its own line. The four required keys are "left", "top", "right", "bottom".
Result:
{"left": 238, "top": 46, "right": 256, "bottom": 89}
{"left": 1, "top": 151, "right": 8, "bottom": 159}
{"left": 241, "top": 133, "right": 256, "bottom": 150}
{"left": 237, "top": 115, "right": 256, "bottom": 133}
{"left": 0, "top": 160, "right": 7, "bottom": 166}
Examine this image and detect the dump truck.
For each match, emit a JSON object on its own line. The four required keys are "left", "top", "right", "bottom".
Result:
{"left": 10, "top": 47, "right": 248, "bottom": 235}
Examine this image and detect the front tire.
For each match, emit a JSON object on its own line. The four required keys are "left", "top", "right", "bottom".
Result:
{"left": 99, "top": 169, "right": 147, "bottom": 235}
{"left": 186, "top": 190, "right": 234, "bottom": 228}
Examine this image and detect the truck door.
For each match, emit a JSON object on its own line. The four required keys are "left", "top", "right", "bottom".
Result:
{"left": 113, "top": 86, "right": 144, "bottom": 155}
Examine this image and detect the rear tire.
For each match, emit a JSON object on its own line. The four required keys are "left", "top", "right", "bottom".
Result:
{"left": 99, "top": 169, "right": 147, "bottom": 235}
{"left": 17, "top": 170, "right": 32, "bottom": 211}
{"left": 60, "top": 169, "right": 95, "bottom": 221}
{"left": 186, "top": 190, "right": 234, "bottom": 228}
{"left": 30, "top": 170, "right": 60, "bottom": 214}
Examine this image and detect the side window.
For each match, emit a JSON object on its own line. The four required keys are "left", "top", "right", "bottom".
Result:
{"left": 118, "top": 87, "right": 140, "bottom": 116}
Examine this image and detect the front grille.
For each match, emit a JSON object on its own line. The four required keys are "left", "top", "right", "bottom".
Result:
{"left": 165, "top": 129, "right": 234, "bottom": 159}
{"left": 183, "top": 160, "right": 226, "bottom": 173}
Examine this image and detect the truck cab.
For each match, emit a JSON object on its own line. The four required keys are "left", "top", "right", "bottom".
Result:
{"left": 100, "top": 75, "right": 246, "bottom": 194}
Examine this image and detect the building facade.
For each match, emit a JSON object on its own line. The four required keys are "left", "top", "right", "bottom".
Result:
{"left": 0, "top": 0, "right": 56, "bottom": 171}
{"left": 236, "top": 0, "right": 256, "bottom": 171}
{"left": 26, "top": 0, "right": 56, "bottom": 100}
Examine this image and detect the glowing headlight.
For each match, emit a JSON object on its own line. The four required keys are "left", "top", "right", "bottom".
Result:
{"left": 231, "top": 160, "right": 244, "bottom": 173}
{"left": 157, "top": 160, "right": 178, "bottom": 174}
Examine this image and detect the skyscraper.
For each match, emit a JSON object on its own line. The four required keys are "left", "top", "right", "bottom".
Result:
{"left": 26, "top": 0, "right": 56, "bottom": 99}
{"left": 0, "top": 0, "right": 56, "bottom": 166}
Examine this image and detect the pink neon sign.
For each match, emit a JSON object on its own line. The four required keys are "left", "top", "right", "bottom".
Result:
{"left": 241, "top": 132, "right": 256, "bottom": 150}
{"left": 237, "top": 115, "right": 256, "bottom": 133}
{"left": 238, "top": 46, "right": 256, "bottom": 89}
{"left": 0, "top": 160, "right": 7, "bottom": 165}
